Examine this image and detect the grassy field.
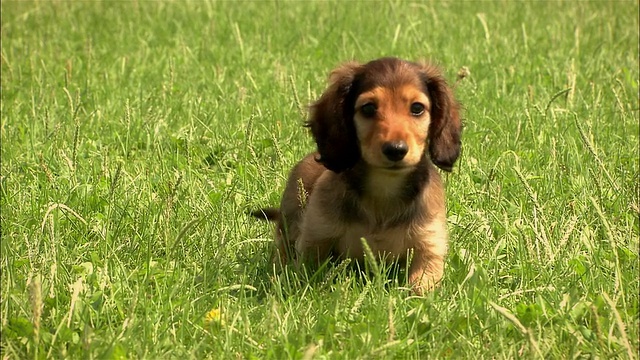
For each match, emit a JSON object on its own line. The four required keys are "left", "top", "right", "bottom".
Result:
{"left": 1, "top": 1, "right": 638, "bottom": 358}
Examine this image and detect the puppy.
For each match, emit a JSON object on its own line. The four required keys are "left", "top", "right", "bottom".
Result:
{"left": 253, "top": 57, "right": 462, "bottom": 293}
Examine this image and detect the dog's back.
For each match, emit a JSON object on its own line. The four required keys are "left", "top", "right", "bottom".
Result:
{"left": 251, "top": 153, "right": 326, "bottom": 263}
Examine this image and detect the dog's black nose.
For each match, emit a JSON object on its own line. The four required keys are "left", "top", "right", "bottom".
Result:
{"left": 382, "top": 141, "right": 409, "bottom": 162}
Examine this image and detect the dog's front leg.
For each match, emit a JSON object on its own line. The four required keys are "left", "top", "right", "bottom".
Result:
{"left": 407, "top": 226, "right": 448, "bottom": 294}
{"left": 408, "top": 251, "right": 445, "bottom": 294}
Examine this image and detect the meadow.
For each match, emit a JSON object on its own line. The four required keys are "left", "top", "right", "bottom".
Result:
{"left": 1, "top": 1, "right": 638, "bottom": 358}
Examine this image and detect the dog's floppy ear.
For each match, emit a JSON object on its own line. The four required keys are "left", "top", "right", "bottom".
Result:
{"left": 419, "top": 63, "right": 462, "bottom": 172}
{"left": 306, "top": 62, "right": 361, "bottom": 173}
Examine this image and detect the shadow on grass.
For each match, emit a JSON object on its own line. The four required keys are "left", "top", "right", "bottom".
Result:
{"left": 227, "top": 249, "right": 416, "bottom": 302}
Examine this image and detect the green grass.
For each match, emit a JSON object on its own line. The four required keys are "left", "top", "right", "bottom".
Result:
{"left": 1, "top": 1, "right": 638, "bottom": 358}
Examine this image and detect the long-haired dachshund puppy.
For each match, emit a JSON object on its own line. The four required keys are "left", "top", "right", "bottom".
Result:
{"left": 253, "top": 57, "right": 462, "bottom": 294}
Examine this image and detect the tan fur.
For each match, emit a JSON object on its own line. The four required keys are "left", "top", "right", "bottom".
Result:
{"left": 256, "top": 57, "right": 462, "bottom": 294}
{"left": 355, "top": 85, "right": 432, "bottom": 169}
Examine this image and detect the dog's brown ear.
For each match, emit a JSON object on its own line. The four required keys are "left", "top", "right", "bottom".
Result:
{"left": 420, "top": 63, "right": 462, "bottom": 172}
{"left": 306, "top": 62, "right": 361, "bottom": 173}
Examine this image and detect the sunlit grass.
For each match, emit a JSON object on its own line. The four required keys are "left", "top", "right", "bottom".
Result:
{"left": 1, "top": 1, "right": 638, "bottom": 358}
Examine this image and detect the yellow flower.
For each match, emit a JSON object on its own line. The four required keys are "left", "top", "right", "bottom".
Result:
{"left": 204, "top": 308, "right": 224, "bottom": 328}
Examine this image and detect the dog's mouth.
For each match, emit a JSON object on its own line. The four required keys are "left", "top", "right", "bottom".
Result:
{"left": 387, "top": 163, "right": 408, "bottom": 170}
{"left": 376, "top": 163, "right": 415, "bottom": 173}
{"left": 363, "top": 152, "right": 420, "bottom": 172}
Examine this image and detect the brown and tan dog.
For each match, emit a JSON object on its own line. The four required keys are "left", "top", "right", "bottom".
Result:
{"left": 253, "top": 57, "right": 462, "bottom": 293}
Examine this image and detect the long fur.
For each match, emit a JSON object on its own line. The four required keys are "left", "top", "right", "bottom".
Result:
{"left": 252, "top": 57, "right": 462, "bottom": 294}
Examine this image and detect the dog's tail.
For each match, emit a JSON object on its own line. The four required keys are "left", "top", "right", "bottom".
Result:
{"left": 249, "top": 207, "right": 280, "bottom": 222}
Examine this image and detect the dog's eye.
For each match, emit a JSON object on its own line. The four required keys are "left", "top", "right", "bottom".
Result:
{"left": 410, "top": 102, "right": 426, "bottom": 116}
{"left": 360, "top": 103, "right": 377, "bottom": 118}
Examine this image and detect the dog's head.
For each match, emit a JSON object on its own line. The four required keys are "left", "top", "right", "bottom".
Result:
{"left": 306, "top": 57, "right": 462, "bottom": 173}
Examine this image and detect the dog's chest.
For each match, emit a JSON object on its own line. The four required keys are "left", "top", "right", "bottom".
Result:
{"left": 364, "top": 168, "right": 409, "bottom": 199}
{"left": 336, "top": 224, "right": 413, "bottom": 261}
